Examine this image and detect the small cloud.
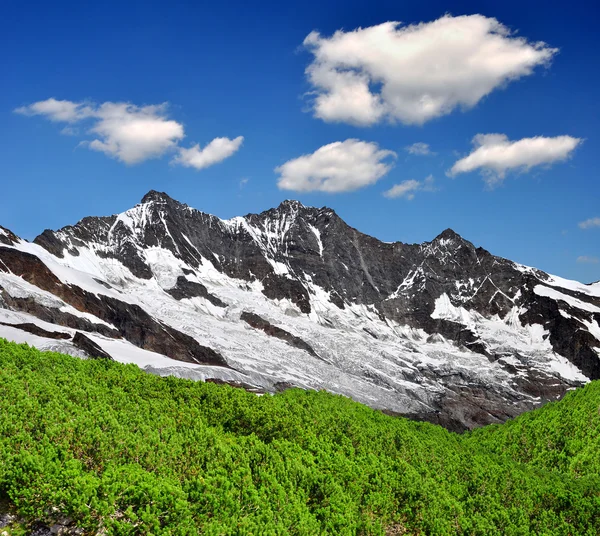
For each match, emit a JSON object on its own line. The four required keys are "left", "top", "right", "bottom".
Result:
{"left": 383, "top": 180, "right": 420, "bottom": 200}
{"left": 303, "top": 15, "right": 557, "bottom": 126}
{"left": 60, "top": 126, "right": 79, "bottom": 136}
{"left": 579, "top": 217, "right": 600, "bottom": 229}
{"left": 239, "top": 177, "right": 250, "bottom": 188}
{"left": 383, "top": 175, "right": 436, "bottom": 200}
{"left": 577, "top": 255, "right": 599, "bottom": 264}
{"left": 15, "top": 98, "right": 243, "bottom": 168}
{"left": 15, "top": 98, "right": 94, "bottom": 123}
{"left": 276, "top": 139, "right": 396, "bottom": 193}
{"left": 173, "top": 136, "right": 244, "bottom": 170}
{"left": 447, "top": 134, "right": 582, "bottom": 186}
{"left": 405, "top": 142, "right": 434, "bottom": 156}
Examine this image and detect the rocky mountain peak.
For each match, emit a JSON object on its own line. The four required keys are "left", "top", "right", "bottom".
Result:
{"left": 140, "top": 190, "right": 175, "bottom": 204}
{"left": 432, "top": 228, "right": 468, "bottom": 243}
{"left": 259, "top": 201, "right": 342, "bottom": 231}
{"left": 277, "top": 199, "right": 305, "bottom": 211}
{"left": 434, "top": 228, "right": 463, "bottom": 242}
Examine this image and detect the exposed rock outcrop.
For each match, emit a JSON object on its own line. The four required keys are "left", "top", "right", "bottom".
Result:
{"left": 0, "top": 321, "right": 70, "bottom": 340}
{"left": 166, "top": 275, "right": 226, "bottom": 307}
{"left": 72, "top": 332, "right": 113, "bottom": 359}
{"left": 241, "top": 311, "right": 319, "bottom": 358}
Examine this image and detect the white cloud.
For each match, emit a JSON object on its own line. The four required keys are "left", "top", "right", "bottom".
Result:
{"left": 448, "top": 134, "right": 582, "bottom": 185}
{"left": 173, "top": 136, "right": 244, "bottom": 170}
{"left": 87, "top": 103, "right": 184, "bottom": 164}
{"left": 15, "top": 98, "right": 242, "bottom": 167}
{"left": 15, "top": 98, "right": 93, "bottom": 123}
{"left": 384, "top": 175, "right": 436, "bottom": 200}
{"left": 405, "top": 142, "right": 433, "bottom": 156}
{"left": 303, "top": 15, "right": 557, "bottom": 126}
{"left": 577, "top": 256, "right": 599, "bottom": 264}
{"left": 276, "top": 139, "right": 396, "bottom": 193}
{"left": 579, "top": 217, "right": 600, "bottom": 230}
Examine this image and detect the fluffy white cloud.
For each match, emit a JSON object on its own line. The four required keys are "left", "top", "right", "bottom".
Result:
{"left": 87, "top": 103, "right": 185, "bottom": 164}
{"left": 173, "top": 136, "right": 244, "bottom": 170}
{"left": 15, "top": 98, "right": 242, "bottom": 167}
{"left": 15, "top": 98, "right": 93, "bottom": 123}
{"left": 405, "top": 142, "right": 433, "bottom": 156}
{"left": 303, "top": 15, "right": 557, "bottom": 126}
{"left": 579, "top": 217, "right": 600, "bottom": 230}
{"left": 276, "top": 139, "right": 396, "bottom": 193}
{"left": 577, "top": 256, "right": 599, "bottom": 264}
{"left": 383, "top": 175, "right": 436, "bottom": 200}
{"left": 448, "top": 134, "right": 582, "bottom": 185}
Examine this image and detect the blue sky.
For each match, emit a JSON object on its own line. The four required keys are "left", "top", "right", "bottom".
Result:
{"left": 1, "top": 0, "right": 598, "bottom": 282}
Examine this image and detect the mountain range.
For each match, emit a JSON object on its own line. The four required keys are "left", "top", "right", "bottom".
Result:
{"left": 1, "top": 190, "right": 599, "bottom": 430}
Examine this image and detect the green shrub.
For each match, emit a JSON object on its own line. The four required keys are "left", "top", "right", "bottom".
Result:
{"left": 0, "top": 338, "right": 598, "bottom": 534}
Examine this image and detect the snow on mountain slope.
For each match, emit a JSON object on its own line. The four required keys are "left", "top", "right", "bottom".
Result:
{"left": 1, "top": 191, "right": 599, "bottom": 430}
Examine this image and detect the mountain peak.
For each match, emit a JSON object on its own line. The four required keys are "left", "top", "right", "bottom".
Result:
{"left": 434, "top": 228, "right": 463, "bottom": 242}
{"left": 277, "top": 199, "right": 305, "bottom": 211}
{"left": 141, "top": 190, "right": 174, "bottom": 204}
{"left": 274, "top": 200, "right": 340, "bottom": 218}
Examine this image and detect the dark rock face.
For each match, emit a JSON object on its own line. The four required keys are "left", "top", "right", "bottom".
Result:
{"left": 241, "top": 311, "right": 319, "bottom": 358}
{"left": 166, "top": 275, "right": 226, "bottom": 307}
{"left": 0, "top": 246, "right": 64, "bottom": 293}
{"left": 262, "top": 274, "right": 311, "bottom": 313}
{"left": 72, "top": 332, "right": 113, "bottom": 359}
{"left": 0, "top": 226, "right": 19, "bottom": 246}
{"left": 0, "top": 322, "right": 70, "bottom": 340}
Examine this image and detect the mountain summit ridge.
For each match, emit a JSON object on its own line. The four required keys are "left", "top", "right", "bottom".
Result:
{"left": 1, "top": 190, "right": 599, "bottom": 430}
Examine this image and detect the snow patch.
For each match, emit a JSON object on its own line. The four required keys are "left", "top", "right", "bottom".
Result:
{"left": 308, "top": 224, "right": 323, "bottom": 257}
{"left": 534, "top": 285, "right": 600, "bottom": 314}
{"left": 145, "top": 247, "right": 187, "bottom": 288}
{"left": 544, "top": 274, "right": 600, "bottom": 298}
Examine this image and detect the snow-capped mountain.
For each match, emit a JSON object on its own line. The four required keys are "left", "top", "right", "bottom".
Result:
{"left": 1, "top": 191, "right": 599, "bottom": 430}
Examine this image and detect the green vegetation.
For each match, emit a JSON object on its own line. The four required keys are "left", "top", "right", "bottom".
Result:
{"left": 0, "top": 338, "right": 598, "bottom": 535}
{"left": 467, "top": 382, "right": 600, "bottom": 478}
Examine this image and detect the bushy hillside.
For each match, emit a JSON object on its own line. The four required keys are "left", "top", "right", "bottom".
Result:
{"left": 0, "top": 338, "right": 598, "bottom": 535}
{"left": 467, "top": 381, "right": 600, "bottom": 478}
